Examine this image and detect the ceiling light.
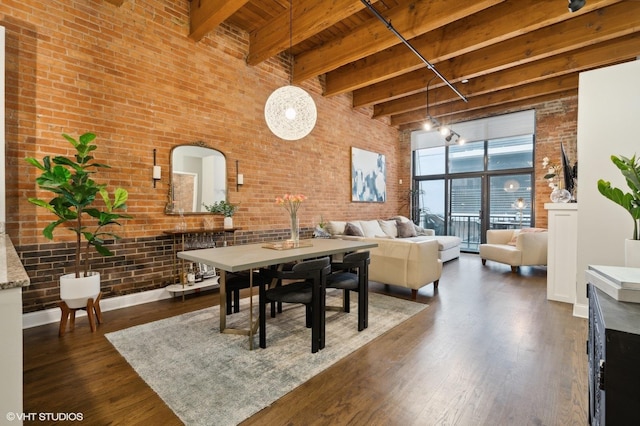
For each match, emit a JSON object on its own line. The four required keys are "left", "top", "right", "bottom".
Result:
{"left": 264, "top": 86, "right": 317, "bottom": 140}
{"left": 423, "top": 121, "right": 432, "bottom": 131}
{"left": 568, "top": 0, "right": 586, "bottom": 12}
{"left": 440, "top": 126, "right": 450, "bottom": 137}
{"left": 263, "top": 0, "right": 317, "bottom": 141}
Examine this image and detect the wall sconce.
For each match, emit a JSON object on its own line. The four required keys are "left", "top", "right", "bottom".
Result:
{"left": 152, "top": 149, "right": 161, "bottom": 188}
{"left": 236, "top": 160, "right": 243, "bottom": 192}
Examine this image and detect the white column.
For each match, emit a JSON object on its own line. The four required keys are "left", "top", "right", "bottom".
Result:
{"left": 545, "top": 203, "right": 578, "bottom": 306}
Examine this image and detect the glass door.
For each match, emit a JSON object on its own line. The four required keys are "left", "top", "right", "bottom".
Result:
{"left": 448, "top": 177, "right": 482, "bottom": 252}
{"left": 487, "top": 174, "right": 532, "bottom": 231}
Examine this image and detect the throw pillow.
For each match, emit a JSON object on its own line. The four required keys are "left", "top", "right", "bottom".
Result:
{"left": 396, "top": 220, "right": 417, "bottom": 238}
{"left": 507, "top": 230, "right": 520, "bottom": 246}
{"left": 344, "top": 222, "right": 364, "bottom": 237}
{"left": 328, "top": 221, "right": 347, "bottom": 236}
{"left": 360, "top": 220, "right": 385, "bottom": 238}
{"left": 377, "top": 219, "right": 398, "bottom": 238}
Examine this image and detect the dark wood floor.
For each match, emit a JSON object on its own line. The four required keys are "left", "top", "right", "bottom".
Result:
{"left": 23, "top": 254, "right": 588, "bottom": 425}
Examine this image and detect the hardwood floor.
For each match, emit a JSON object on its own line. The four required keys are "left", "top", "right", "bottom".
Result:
{"left": 23, "top": 254, "right": 588, "bottom": 425}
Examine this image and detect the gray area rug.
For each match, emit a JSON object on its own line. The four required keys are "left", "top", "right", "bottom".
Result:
{"left": 106, "top": 290, "right": 426, "bottom": 425}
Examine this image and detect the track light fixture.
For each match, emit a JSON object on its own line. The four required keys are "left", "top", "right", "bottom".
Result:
{"left": 568, "top": 0, "right": 586, "bottom": 12}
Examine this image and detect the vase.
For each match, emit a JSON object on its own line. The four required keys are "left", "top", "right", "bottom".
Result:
{"left": 625, "top": 239, "right": 640, "bottom": 268}
{"left": 290, "top": 214, "right": 299, "bottom": 244}
{"left": 60, "top": 272, "right": 101, "bottom": 309}
{"left": 550, "top": 188, "right": 571, "bottom": 203}
{"left": 224, "top": 216, "right": 233, "bottom": 229}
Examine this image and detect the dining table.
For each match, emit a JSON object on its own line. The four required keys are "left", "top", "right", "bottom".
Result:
{"left": 177, "top": 238, "right": 378, "bottom": 349}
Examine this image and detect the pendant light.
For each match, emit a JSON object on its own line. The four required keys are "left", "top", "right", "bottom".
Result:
{"left": 264, "top": 0, "right": 317, "bottom": 141}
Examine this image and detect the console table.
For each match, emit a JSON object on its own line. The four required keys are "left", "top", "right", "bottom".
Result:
{"left": 587, "top": 282, "right": 640, "bottom": 424}
{"left": 163, "top": 228, "right": 238, "bottom": 300}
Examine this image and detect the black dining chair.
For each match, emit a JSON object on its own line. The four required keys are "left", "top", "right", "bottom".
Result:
{"left": 224, "top": 270, "right": 261, "bottom": 315}
{"left": 258, "top": 257, "right": 331, "bottom": 353}
{"left": 326, "top": 251, "right": 370, "bottom": 331}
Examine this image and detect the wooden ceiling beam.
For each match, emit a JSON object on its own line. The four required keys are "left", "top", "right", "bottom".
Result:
{"left": 292, "top": 0, "right": 503, "bottom": 83}
{"left": 374, "top": 32, "right": 640, "bottom": 118}
{"left": 390, "top": 75, "right": 579, "bottom": 127}
{"left": 397, "top": 90, "right": 578, "bottom": 132}
{"left": 353, "top": 4, "right": 640, "bottom": 108}
{"left": 326, "top": 0, "right": 622, "bottom": 96}
{"left": 247, "top": 0, "right": 368, "bottom": 66}
{"left": 189, "top": 0, "right": 249, "bottom": 42}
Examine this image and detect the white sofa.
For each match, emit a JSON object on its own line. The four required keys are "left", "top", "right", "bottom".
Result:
{"left": 327, "top": 217, "right": 462, "bottom": 262}
{"left": 479, "top": 229, "right": 548, "bottom": 272}
{"left": 326, "top": 217, "right": 461, "bottom": 299}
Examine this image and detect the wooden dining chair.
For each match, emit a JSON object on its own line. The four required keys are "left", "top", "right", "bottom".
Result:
{"left": 326, "top": 251, "right": 370, "bottom": 331}
{"left": 258, "top": 257, "right": 331, "bottom": 353}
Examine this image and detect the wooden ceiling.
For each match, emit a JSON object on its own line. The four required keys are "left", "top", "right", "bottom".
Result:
{"left": 190, "top": 0, "right": 640, "bottom": 131}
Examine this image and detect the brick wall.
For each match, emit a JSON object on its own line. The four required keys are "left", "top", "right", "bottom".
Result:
{"left": 1, "top": 1, "right": 578, "bottom": 312}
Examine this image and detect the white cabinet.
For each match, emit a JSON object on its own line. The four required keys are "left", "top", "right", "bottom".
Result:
{"left": 545, "top": 203, "right": 578, "bottom": 304}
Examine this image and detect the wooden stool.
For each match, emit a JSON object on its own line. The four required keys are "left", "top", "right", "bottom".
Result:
{"left": 58, "top": 292, "right": 103, "bottom": 337}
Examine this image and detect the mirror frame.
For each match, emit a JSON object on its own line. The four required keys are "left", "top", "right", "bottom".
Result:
{"left": 165, "top": 141, "right": 228, "bottom": 215}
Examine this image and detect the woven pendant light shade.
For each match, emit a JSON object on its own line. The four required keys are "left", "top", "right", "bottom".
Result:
{"left": 264, "top": 85, "right": 317, "bottom": 141}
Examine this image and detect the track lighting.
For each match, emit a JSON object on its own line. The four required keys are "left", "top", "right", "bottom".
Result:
{"left": 568, "top": 0, "right": 586, "bottom": 12}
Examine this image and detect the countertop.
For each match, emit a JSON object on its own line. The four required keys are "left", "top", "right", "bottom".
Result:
{"left": 0, "top": 234, "right": 30, "bottom": 290}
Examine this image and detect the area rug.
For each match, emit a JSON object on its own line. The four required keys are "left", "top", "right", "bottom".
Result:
{"left": 105, "top": 291, "right": 426, "bottom": 426}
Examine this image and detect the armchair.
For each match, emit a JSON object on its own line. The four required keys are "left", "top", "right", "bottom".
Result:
{"left": 479, "top": 229, "right": 548, "bottom": 272}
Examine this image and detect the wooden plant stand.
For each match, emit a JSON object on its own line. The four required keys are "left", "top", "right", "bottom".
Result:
{"left": 58, "top": 292, "right": 103, "bottom": 337}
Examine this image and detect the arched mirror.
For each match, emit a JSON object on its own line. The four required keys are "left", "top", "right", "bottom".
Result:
{"left": 165, "top": 143, "right": 227, "bottom": 215}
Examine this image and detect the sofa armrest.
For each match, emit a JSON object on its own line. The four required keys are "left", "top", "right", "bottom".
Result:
{"left": 516, "top": 232, "right": 548, "bottom": 265}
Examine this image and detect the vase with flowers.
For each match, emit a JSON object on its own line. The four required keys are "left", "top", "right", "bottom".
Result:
{"left": 542, "top": 156, "right": 572, "bottom": 203}
{"left": 275, "top": 193, "right": 306, "bottom": 244}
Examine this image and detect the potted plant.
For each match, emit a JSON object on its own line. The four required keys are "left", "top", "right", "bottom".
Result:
{"left": 597, "top": 154, "right": 640, "bottom": 266}
{"left": 203, "top": 200, "right": 238, "bottom": 229}
{"left": 26, "top": 132, "right": 132, "bottom": 308}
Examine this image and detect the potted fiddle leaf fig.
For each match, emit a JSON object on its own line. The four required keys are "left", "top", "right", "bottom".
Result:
{"left": 26, "top": 132, "right": 132, "bottom": 308}
{"left": 203, "top": 200, "right": 238, "bottom": 229}
{"left": 597, "top": 154, "right": 640, "bottom": 266}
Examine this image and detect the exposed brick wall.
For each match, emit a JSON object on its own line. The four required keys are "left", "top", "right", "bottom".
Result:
{"left": 1, "top": 0, "right": 401, "bottom": 312}
{"left": 1, "top": 1, "right": 578, "bottom": 312}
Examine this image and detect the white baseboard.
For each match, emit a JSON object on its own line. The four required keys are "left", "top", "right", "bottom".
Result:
{"left": 573, "top": 302, "right": 588, "bottom": 318}
{"left": 22, "top": 287, "right": 173, "bottom": 329}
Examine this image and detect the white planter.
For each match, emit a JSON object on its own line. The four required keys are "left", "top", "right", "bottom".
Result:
{"left": 625, "top": 239, "right": 640, "bottom": 268}
{"left": 223, "top": 216, "right": 233, "bottom": 229}
{"left": 60, "top": 272, "right": 101, "bottom": 309}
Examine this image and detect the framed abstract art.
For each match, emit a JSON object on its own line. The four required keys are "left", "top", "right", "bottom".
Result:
{"left": 351, "top": 147, "right": 386, "bottom": 202}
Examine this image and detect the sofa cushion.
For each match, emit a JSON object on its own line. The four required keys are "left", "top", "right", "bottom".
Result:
{"left": 378, "top": 219, "right": 398, "bottom": 238}
{"left": 397, "top": 220, "right": 417, "bottom": 238}
{"left": 344, "top": 222, "right": 364, "bottom": 236}
{"left": 328, "top": 221, "right": 347, "bottom": 236}
{"left": 359, "top": 220, "right": 386, "bottom": 238}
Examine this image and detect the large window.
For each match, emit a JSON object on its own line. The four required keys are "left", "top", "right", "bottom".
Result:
{"left": 411, "top": 111, "right": 536, "bottom": 253}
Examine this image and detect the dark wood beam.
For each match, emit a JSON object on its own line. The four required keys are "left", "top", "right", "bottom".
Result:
{"left": 247, "top": 0, "right": 368, "bottom": 66}
{"left": 292, "top": 0, "right": 503, "bottom": 83}
{"left": 326, "top": 0, "right": 622, "bottom": 96}
{"left": 189, "top": 0, "right": 249, "bottom": 42}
